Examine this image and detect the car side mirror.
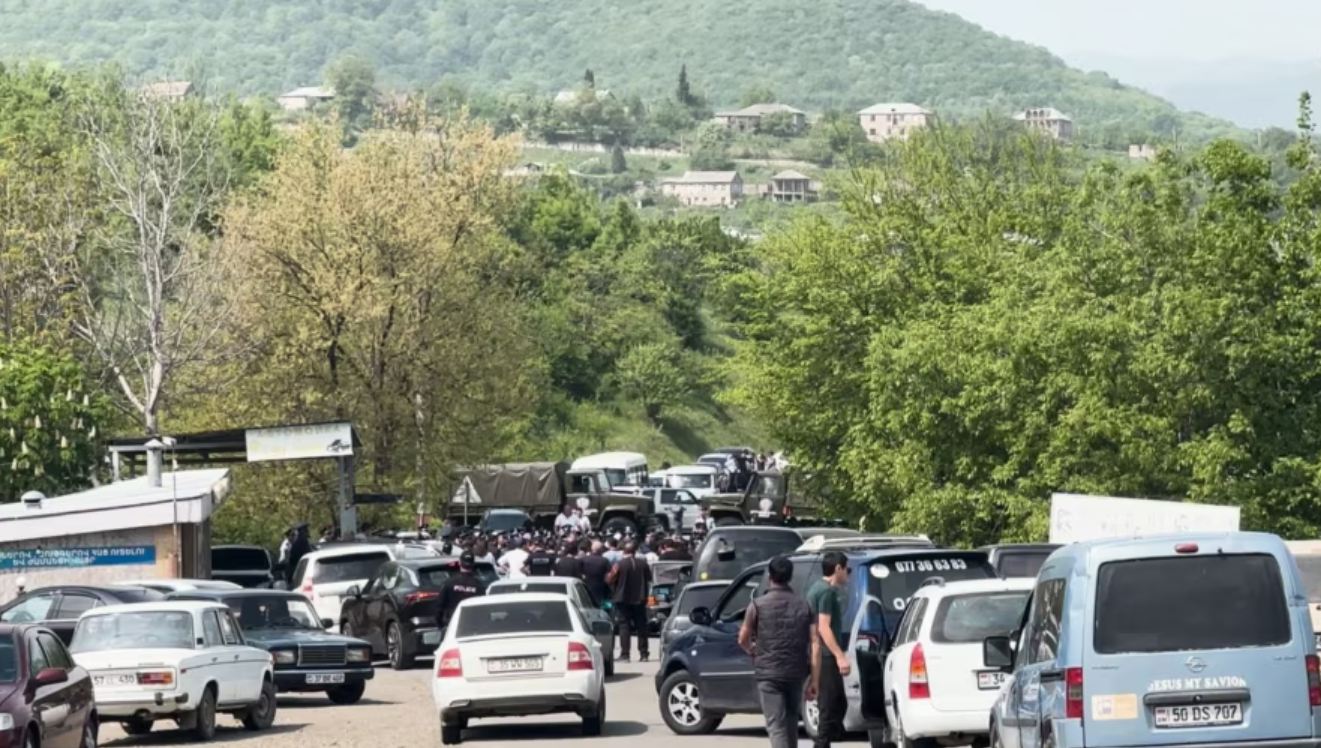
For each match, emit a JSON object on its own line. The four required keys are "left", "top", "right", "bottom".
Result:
{"left": 33, "top": 668, "right": 67, "bottom": 687}
{"left": 346, "top": 585, "right": 361, "bottom": 598}
{"left": 321, "top": 618, "right": 334, "bottom": 630}
{"left": 716, "top": 548, "right": 736, "bottom": 562}
{"left": 590, "top": 620, "right": 613, "bottom": 636}
{"left": 689, "top": 606, "right": 713, "bottom": 627}
{"left": 983, "top": 635, "right": 1014, "bottom": 671}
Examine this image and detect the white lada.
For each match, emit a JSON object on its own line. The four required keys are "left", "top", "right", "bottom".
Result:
{"left": 70, "top": 601, "right": 277, "bottom": 741}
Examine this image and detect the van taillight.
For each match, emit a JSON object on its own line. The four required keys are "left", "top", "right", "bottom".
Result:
{"left": 1307, "top": 655, "right": 1320, "bottom": 706}
{"left": 437, "top": 649, "right": 463, "bottom": 678}
{"left": 1066, "top": 667, "right": 1084, "bottom": 718}
{"left": 568, "top": 642, "right": 594, "bottom": 671}
{"left": 909, "top": 644, "right": 929, "bottom": 699}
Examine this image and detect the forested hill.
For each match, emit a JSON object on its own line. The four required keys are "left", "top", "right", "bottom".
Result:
{"left": 0, "top": 0, "right": 1233, "bottom": 138}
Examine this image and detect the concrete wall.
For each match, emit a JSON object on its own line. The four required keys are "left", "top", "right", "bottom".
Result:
{"left": 0, "top": 525, "right": 178, "bottom": 598}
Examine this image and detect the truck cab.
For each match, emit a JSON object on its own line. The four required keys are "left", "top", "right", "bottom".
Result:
{"left": 701, "top": 469, "right": 820, "bottom": 526}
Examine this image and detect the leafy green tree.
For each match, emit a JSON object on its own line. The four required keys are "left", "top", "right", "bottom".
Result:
{"left": 758, "top": 110, "right": 798, "bottom": 137}
{"left": 610, "top": 142, "right": 627, "bottom": 173}
{"left": 676, "top": 64, "right": 693, "bottom": 107}
{"left": 612, "top": 338, "right": 694, "bottom": 422}
{"left": 221, "top": 99, "right": 280, "bottom": 187}
{"left": 324, "top": 54, "right": 377, "bottom": 133}
{"left": 739, "top": 85, "right": 776, "bottom": 109}
{"left": 583, "top": 69, "right": 595, "bottom": 88}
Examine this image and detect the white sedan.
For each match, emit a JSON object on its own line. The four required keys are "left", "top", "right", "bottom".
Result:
{"left": 433, "top": 593, "right": 610, "bottom": 745}
{"left": 71, "top": 601, "right": 277, "bottom": 741}
{"left": 113, "top": 579, "right": 243, "bottom": 594}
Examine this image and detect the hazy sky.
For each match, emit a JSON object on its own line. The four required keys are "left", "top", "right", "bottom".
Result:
{"left": 916, "top": 0, "right": 1321, "bottom": 61}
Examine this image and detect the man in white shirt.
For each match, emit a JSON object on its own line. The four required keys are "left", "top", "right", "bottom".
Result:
{"left": 500, "top": 537, "right": 531, "bottom": 579}
{"left": 572, "top": 507, "right": 592, "bottom": 533}
{"left": 554, "top": 505, "right": 577, "bottom": 534}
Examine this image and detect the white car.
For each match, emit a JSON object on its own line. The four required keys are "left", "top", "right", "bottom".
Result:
{"left": 113, "top": 579, "right": 244, "bottom": 594}
{"left": 486, "top": 577, "right": 616, "bottom": 676}
{"left": 881, "top": 578, "right": 1033, "bottom": 747}
{"left": 433, "top": 593, "right": 609, "bottom": 745}
{"left": 292, "top": 543, "right": 433, "bottom": 632}
{"left": 662, "top": 465, "right": 722, "bottom": 499}
{"left": 70, "top": 601, "right": 277, "bottom": 741}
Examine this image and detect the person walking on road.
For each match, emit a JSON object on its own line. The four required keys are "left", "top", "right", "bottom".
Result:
{"left": 738, "top": 555, "right": 816, "bottom": 748}
{"left": 807, "top": 551, "right": 851, "bottom": 748}
{"left": 607, "top": 540, "right": 652, "bottom": 662}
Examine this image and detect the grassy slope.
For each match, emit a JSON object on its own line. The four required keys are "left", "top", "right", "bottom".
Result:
{"left": 0, "top": 0, "right": 1236, "bottom": 137}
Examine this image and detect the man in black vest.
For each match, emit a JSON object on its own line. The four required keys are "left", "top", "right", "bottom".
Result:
{"left": 738, "top": 555, "right": 816, "bottom": 748}
{"left": 607, "top": 541, "right": 652, "bottom": 662}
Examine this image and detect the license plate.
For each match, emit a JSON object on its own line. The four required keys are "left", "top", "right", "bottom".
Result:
{"left": 305, "top": 673, "right": 345, "bottom": 685}
{"left": 487, "top": 657, "right": 543, "bottom": 674}
{"left": 423, "top": 631, "right": 441, "bottom": 645}
{"left": 93, "top": 674, "right": 137, "bottom": 687}
{"left": 1154, "top": 703, "right": 1243, "bottom": 728}
{"left": 977, "top": 671, "right": 1007, "bottom": 690}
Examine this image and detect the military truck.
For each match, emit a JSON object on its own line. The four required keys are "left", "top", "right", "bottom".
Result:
{"left": 448, "top": 461, "right": 662, "bottom": 537}
{"left": 699, "top": 469, "right": 828, "bottom": 527}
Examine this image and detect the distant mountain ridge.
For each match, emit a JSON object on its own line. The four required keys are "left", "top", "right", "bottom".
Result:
{"left": 0, "top": 0, "right": 1236, "bottom": 138}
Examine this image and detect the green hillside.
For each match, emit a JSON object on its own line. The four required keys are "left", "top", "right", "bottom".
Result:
{"left": 1, "top": 0, "right": 1233, "bottom": 138}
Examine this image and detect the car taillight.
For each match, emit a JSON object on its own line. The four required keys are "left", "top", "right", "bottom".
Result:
{"left": 1307, "top": 655, "right": 1320, "bottom": 707}
{"left": 437, "top": 649, "right": 463, "bottom": 678}
{"left": 909, "top": 643, "right": 929, "bottom": 699}
{"left": 404, "top": 591, "right": 439, "bottom": 606}
{"left": 300, "top": 581, "right": 315, "bottom": 598}
{"left": 568, "top": 642, "right": 594, "bottom": 671}
{"left": 137, "top": 670, "right": 174, "bottom": 686}
{"left": 1066, "top": 667, "right": 1084, "bottom": 718}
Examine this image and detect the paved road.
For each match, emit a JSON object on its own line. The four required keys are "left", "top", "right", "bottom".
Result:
{"left": 97, "top": 646, "right": 794, "bottom": 748}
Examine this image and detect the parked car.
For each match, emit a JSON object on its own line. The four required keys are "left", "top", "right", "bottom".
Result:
{"left": 70, "top": 601, "right": 277, "bottom": 740}
{"left": 0, "top": 623, "right": 97, "bottom": 748}
{"left": 487, "top": 577, "right": 616, "bottom": 676}
{"left": 880, "top": 578, "right": 1033, "bottom": 748}
{"left": 985, "top": 532, "right": 1319, "bottom": 748}
{"left": 662, "top": 465, "right": 722, "bottom": 500}
{"left": 211, "top": 545, "right": 275, "bottom": 588}
{"left": 692, "top": 526, "right": 804, "bottom": 581}
{"left": 978, "top": 543, "right": 1062, "bottom": 578}
{"left": 339, "top": 557, "right": 498, "bottom": 670}
{"left": 647, "top": 562, "right": 692, "bottom": 634}
{"left": 0, "top": 586, "right": 166, "bottom": 645}
{"left": 659, "top": 580, "right": 729, "bottom": 648}
{"left": 291, "top": 543, "right": 433, "bottom": 633}
{"left": 113, "top": 579, "right": 243, "bottom": 594}
{"left": 434, "top": 593, "right": 610, "bottom": 745}
{"left": 639, "top": 487, "right": 702, "bottom": 531}
{"left": 168, "top": 589, "right": 374, "bottom": 704}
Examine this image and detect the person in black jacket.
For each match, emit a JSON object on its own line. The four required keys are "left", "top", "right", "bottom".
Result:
{"left": 286, "top": 524, "right": 312, "bottom": 585}
{"left": 554, "top": 541, "right": 584, "bottom": 579}
{"left": 526, "top": 538, "right": 557, "bottom": 577}
{"left": 608, "top": 541, "right": 652, "bottom": 662}
{"left": 437, "top": 552, "right": 488, "bottom": 628}
{"left": 580, "top": 541, "right": 611, "bottom": 602}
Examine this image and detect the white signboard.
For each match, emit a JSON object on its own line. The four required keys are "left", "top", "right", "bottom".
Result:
{"left": 1049, "top": 493, "right": 1240, "bottom": 544}
{"left": 452, "top": 477, "right": 483, "bottom": 505}
{"left": 245, "top": 422, "right": 353, "bottom": 463}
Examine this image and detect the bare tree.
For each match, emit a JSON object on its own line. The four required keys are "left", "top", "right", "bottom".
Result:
{"left": 42, "top": 83, "right": 234, "bottom": 434}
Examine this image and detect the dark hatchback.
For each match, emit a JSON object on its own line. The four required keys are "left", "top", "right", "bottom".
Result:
{"left": 978, "top": 542, "right": 1061, "bottom": 578}
{"left": 339, "top": 558, "right": 498, "bottom": 670}
{"left": 0, "top": 586, "right": 165, "bottom": 645}
{"left": 168, "top": 590, "right": 374, "bottom": 705}
{"left": 648, "top": 561, "right": 692, "bottom": 633}
{"left": 0, "top": 623, "right": 96, "bottom": 748}
{"left": 691, "top": 526, "right": 803, "bottom": 581}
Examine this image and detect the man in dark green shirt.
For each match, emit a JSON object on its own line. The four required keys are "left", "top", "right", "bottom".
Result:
{"left": 807, "top": 551, "right": 851, "bottom": 748}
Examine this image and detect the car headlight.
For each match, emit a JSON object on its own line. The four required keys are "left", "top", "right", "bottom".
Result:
{"left": 271, "top": 650, "right": 297, "bottom": 665}
{"left": 0, "top": 713, "right": 13, "bottom": 731}
{"left": 347, "top": 647, "right": 371, "bottom": 663}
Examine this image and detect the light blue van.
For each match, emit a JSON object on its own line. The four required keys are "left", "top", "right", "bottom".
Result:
{"left": 984, "top": 532, "right": 1321, "bottom": 748}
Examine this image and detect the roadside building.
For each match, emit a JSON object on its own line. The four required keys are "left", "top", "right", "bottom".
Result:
{"left": 660, "top": 171, "right": 744, "bottom": 207}
{"left": 277, "top": 86, "right": 336, "bottom": 111}
{"left": 139, "top": 81, "right": 195, "bottom": 102}
{"left": 1015, "top": 107, "right": 1074, "bottom": 141}
{"left": 0, "top": 467, "right": 232, "bottom": 599}
{"left": 857, "top": 103, "right": 934, "bottom": 143}
{"left": 1129, "top": 143, "right": 1159, "bottom": 160}
{"left": 713, "top": 104, "right": 808, "bottom": 134}
{"left": 769, "top": 170, "right": 815, "bottom": 202}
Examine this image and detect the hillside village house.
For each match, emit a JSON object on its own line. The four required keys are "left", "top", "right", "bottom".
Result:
{"left": 713, "top": 104, "right": 807, "bottom": 133}
{"left": 139, "top": 81, "right": 194, "bottom": 102}
{"left": 277, "top": 86, "right": 336, "bottom": 111}
{"left": 1129, "top": 143, "right": 1158, "bottom": 161}
{"left": 661, "top": 171, "right": 744, "bottom": 207}
{"left": 555, "top": 88, "right": 614, "bottom": 105}
{"left": 1016, "top": 107, "right": 1074, "bottom": 141}
{"left": 769, "top": 170, "right": 815, "bottom": 202}
{"left": 858, "top": 103, "right": 934, "bottom": 143}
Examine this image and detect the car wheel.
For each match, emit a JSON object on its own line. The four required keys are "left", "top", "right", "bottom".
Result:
{"left": 894, "top": 706, "right": 938, "bottom": 748}
{"left": 24, "top": 728, "right": 36, "bottom": 748}
{"left": 658, "top": 670, "right": 723, "bottom": 736}
{"left": 802, "top": 691, "right": 820, "bottom": 738}
{"left": 122, "top": 717, "right": 153, "bottom": 736}
{"left": 327, "top": 680, "right": 366, "bottom": 705}
{"left": 79, "top": 717, "right": 97, "bottom": 748}
{"left": 870, "top": 728, "right": 895, "bottom": 748}
{"left": 387, "top": 621, "right": 415, "bottom": 670}
{"left": 582, "top": 687, "right": 606, "bottom": 736}
{"left": 242, "top": 679, "right": 278, "bottom": 731}
{"left": 192, "top": 685, "right": 218, "bottom": 741}
{"left": 441, "top": 723, "right": 464, "bottom": 745}
{"left": 341, "top": 621, "right": 353, "bottom": 637}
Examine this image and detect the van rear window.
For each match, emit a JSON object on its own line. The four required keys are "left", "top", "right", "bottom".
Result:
{"left": 1094, "top": 554, "right": 1290, "bottom": 654}
{"left": 312, "top": 552, "right": 389, "bottom": 584}
{"left": 866, "top": 554, "right": 994, "bottom": 612}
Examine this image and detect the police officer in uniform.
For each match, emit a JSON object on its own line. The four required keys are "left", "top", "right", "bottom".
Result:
{"left": 437, "top": 551, "right": 488, "bottom": 628}
{"left": 526, "top": 538, "right": 557, "bottom": 577}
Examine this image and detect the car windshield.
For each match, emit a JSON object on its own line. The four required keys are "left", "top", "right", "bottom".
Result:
{"left": 456, "top": 601, "right": 572, "bottom": 638}
{"left": 212, "top": 547, "right": 271, "bottom": 571}
{"left": 312, "top": 552, "right": 389, "bottom": 583}
{"left": 996, "top": 551, "right": 1054, "bottom": 578}
{"left": 602, "top": 469, "right": 628, "bottom": 488}
{"left": 654, "top": 564, "right": 689, "bottom": 585}
{"left": 481, "top": 512, "right": 529, "bottom": 533}
{"left": 698, "top": 530, "right": 801, "bottom": 580}
{"left": 0, "top": 635, "right": 15, "bottom": 683}
{"left": 418, "top": 564, "right": 498, "bottom": 587}
{"left": 1294, "top": 555, "right": 1321, "bottom": 603}
{"left": 72, "top": 611, "right": 195, "bottom": 652}
{"left": 226, "top": 596, "right": 320, "bottom": 630}
{"left": 670, "top": 473, "right": 712, "bottom": 489}
{"left": 677, "top": 585, "right": 728, "bottom": 615}
{"left": 930, "top": 591, "right": 1030, "bottom": 643}
{"left": 1094, "top": 553, "right": 1290, "bottom": 654}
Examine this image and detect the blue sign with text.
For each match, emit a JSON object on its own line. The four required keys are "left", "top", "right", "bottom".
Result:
{"left": 0, "top": 546, "right": 156, "bottom": 571}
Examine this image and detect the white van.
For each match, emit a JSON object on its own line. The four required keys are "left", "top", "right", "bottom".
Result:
{"left": 1287, "top": 539, "right": 1321, "bottom": 648}
{"left": 663, "top": 464, "right": 722, "bottom": 499}
{"left": 292, "top": 543, "right": 433, "bottom": 632}
{"left": 570, "top": 452, "right": 649, "bottom": 490}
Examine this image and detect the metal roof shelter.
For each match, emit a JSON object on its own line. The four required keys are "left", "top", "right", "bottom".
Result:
{"left": 107, "top": 421, "right": 364, "bottom": 534}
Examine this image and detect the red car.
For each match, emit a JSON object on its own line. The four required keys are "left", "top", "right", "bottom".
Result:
{"left": 0, "top": 624, "right": 96, "bottom": 748}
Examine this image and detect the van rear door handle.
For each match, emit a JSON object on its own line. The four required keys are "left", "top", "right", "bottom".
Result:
{"left": 1039, "top": 668, "right": 1064, "bottom": 683}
